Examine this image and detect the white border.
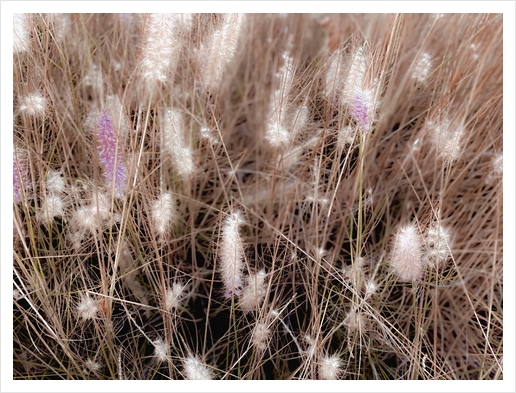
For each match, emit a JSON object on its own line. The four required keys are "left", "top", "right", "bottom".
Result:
{"left": 2, "top": 2, "right": 514, "bottom": 392}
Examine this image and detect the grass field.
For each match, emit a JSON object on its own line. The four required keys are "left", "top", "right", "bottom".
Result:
{"left": 10, "top": 12, "right": 505, "bottom": 381}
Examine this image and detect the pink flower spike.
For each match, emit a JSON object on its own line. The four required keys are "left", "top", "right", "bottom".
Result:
{"left": 353, "top": 90, "right": 371, "bottom": 133}
{"left": 97, "top": 110, "right": 127, "bottom": 198}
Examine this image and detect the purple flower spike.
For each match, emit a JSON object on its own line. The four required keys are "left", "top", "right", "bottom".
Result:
{"left": 353, "top": 90, "right": 370, "bottom": 133}
{"left": 97, "top": 110, "right": 127, "bottom": 198}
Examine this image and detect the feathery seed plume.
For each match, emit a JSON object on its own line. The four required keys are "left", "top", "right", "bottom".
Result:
{"left": 165, "top": 282, "right": 185, "bottom": 311}
{"left": 252, "top": 322, "right": 271, "bottom": 351}
{"left": 19, "top": 93, "right": 46, "bottom": 118}
{"left": 240, "top": 270, "right": 267, "bottom": 311}
{"left": 141, "top": 14, "right": 182, "bottom": 86}
{"left": 46, "top": 170, "right": 65, "bottom": 195}
{"left": 220, "top": 211, "right": 245, "bottom": 298}
{"left": 153, "top": 338, "right": 169, "bottom": 363}
{"left": 13, "top": 14, "right": 30, "bottom": 53}
{"left": 390, "top": 223, "right": 424, "bottom": 282}
{"left": 162, "top": 109, "right": 195, "bottom": 177}
{"left": 319, "top": 354, "right": 342, "bottom": 380}
{"left": 201, "top": 13, "right": 244, "bottom": 91}
{"left": 412, "top": 52, "right": 432, "bottom": 83}
{"left": 424, "top": 222, "right": 451, "bottom": 269}
{"left": 37, "top": 194, "right": 64, "bottom": 223}
{"left": 77, "top": 295, "right": 99, "bottom": 320}
{"left": 183, "top": 355, "right": 212, "bottom": 380}
{"left": 151, "top": 192, "right": 175, "bottom": 237}
{"left": 266, "top": 53, "right": 296, "bottom": 149}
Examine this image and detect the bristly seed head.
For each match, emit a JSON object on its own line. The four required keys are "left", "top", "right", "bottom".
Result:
{"left": 220, "top": 211, "right": 245, "bottom": 298}
{"left": 77, "top": 295, "right": 98, "bottom": 321}
{"left": 165, "top": 282, "right": 185, "bottom": 311}
{"left": 183, "top": 354, "right": 212, "bottom": 380}
{"left": 412, "top": 52, "right": 432, "bottom": 83}
{"left": 390, "top": 223, "right": 424, "bottom": 282}
{"left": 153, "top": 338, "right": 169, "bottom": 363}
{"left": 252, "top": 322, "right": 271, "bottom": 351}
{"left": 151, "top": 192, "right": 175, "bottom": 237}
{"left": 19, "top": 93, "right": 46, "bottom": 118}
{"left": 46, "top": 170, "right": 65, "bottom": 194}
{"left": 424, "top": 222, "right": 451, "bottom": 269}
{"left": 240, "top": 270, "right": 267, "bottom": 312}
{"left": 319, "top": 354, "right": 342, "bottom": 380}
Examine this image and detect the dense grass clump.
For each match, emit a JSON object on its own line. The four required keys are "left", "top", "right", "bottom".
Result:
{"left": 12, "top": 13, "right": 503, "bottom": 380}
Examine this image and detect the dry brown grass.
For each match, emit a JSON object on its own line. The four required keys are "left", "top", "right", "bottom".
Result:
{"left": 10, "top": 12, "right": 505, "bottom": 382}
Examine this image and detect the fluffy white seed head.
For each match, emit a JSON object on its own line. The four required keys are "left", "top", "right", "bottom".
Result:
{"left": 278, "top": 52, "right": 295, "bottom": 96}
{"left": 391, "top": 224, "right": 424, "bottom": 282}
{"left": 290, "top": 103, "right": 309, "bottom": 137}
{"left": 265, "top": 54, "right": 297, "bottom": 150}
{"left": 73, "top": 206, "right": 98, "bottom": 233}
{"left": 344, "top": 306, "right": 367, "bottom": 332}
{"left": 342, "top": 46, "right": 368, "bottom": 105}
{"left": 165, "top": 282, "right": 185, "bottom": 311}
{"left": 46, "top": 170, "right": 65, "bottom": 194}
{"left": 14, "top": 14, "right": 30, "bottom": 53}
{"left": 265, "top": 120, "right": 290, "bottom": 150}
{"left": 175, "top": 13, "right": 193, "bottom": 36}
{"left": 428, "top": 119, "right": 463, "bottom": 162}
{"left": 183, "top": 355, "right": 212, "bottom": 380}
{"left": 105, "top": 95, "right": 130, "bottom": 142}
{"left": 37, "top": 194, "right": 64, "bottom": 223}
{"left": 492, "top": 153, "right": 503, "bottom": 177}
{"left": 72, "top": 192, "right": 111, "bottom": 233}
{"left": 77, "top": 296, "right": 98, "bottom": 320}
{"left": 200, "top": 127, "right": 220, "bottom": 145}
{"left": 163, "top": 109, "right": 182, "bottom": 148}
{"left": 19, "top": 93, "right": 46, "bottom": 118}
{"left": 201, "top": 13, "right": 243, "bottom": 91}
{"left": 84, "top": 358, "right": 101, "bottom": 375}
{"left": 325, "top": 49, "right": 345, "bottom": 98}
{"left": 141, "top": 14, "right": 181, "bottom": 85}
{"left": 220, "top": 211, "right": 245, "bottom": 298}
{"left": 412, "top": 53, "right": 432, "bottom": 83}
{"left": 13, "top": 289, "right": 22, "bottom": 302}
{"left": 162, "top": 109, "right": 195, "bottom": 177}
{"left": 364, "top": 279, "right": 377, "bottom": 300}
{"left": 252, "top": 322, "right": 271, "bottom": 351}
{"left": 240, "top": 270, "right": 267, "bottom": 312}
{"left": 424, "top": 223, "right": 451, "bottom": 269}
{"left": 319, "top": 354, "right": 342, "bottom": 380}
{"left": 49, "top": 14, "right": 72, "bottom": 44}
{"left": 175, "top": 146, "right": 195, "bottom": 177}
{"left": 153, "top": 338, "right": 169, "bottom": 363}
{"left": 337, "top": 125, "right": 356, "bottom": 150}
{"left": 151, "top": 193, "right": 175, "bottom": 237}
{"left": 82, "top": 64, "right": 103, "bottom": 101}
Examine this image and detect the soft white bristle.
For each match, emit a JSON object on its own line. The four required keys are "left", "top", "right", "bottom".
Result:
{"left": 183, "top": 355, "right": 212, "bottom": 380}
{"left": 19, "top": 93, "right": 46, "bottom": 118}
{"left": 77, "top": 296, "right": 98, "bottom": 320}
{"left": 319, "top": 354, "right": 342, "bottom": 380}
{"left": 165, "top": 282, "right": 185, "bottom": 311}
{"left": 153, "top": 338, "right": 169, "bottom": 363}
{"left": 151, "top": 193, "right": 175, "bottom": 237}
{"left": 220, "top": 212, "right": 245, "bottom": 298}
{"left": 391, "top": 223, "right": 424, "bottom": 282}
{"left": 240, "top": 270, "right": 267, "bottom": 311}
